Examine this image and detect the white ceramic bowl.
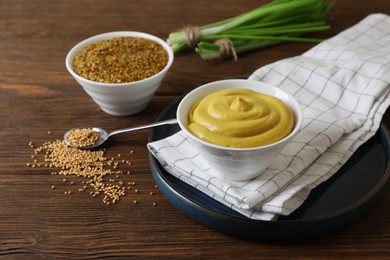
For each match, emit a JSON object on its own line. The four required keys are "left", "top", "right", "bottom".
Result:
{"left": 65, "top": 31, "right": 174, "bottom": 116}
{"left": 177, "top": 79, "right": 303, "bottom": 181}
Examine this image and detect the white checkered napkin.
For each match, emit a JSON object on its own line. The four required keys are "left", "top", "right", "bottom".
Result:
{"left": 148, "top": 13, "right": 390, "bottom": 220}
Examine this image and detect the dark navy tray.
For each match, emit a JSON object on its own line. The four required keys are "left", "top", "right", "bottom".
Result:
{"left": 148, "top": 97, "right": 390, "bottom": 239}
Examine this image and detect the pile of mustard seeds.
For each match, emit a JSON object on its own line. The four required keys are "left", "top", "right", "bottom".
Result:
{"left": 72, "top": 36, "right": 168, "bottom": 83}
{"left": 27, "top": 132, "right": 160, "bottom": 206}
{"left": 28, "top": 139, "right": 130, "bottom": 205}
{"left": 66, "top": 128, "right": 99, "bottom": 148}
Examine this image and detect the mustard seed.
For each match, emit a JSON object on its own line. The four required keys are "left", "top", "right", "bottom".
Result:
{"left": 72, "top": 36, "right": 168, "bottom": 84}
{"left": 66, "top": 128, "right": 99, "bottom": 148}
{"left": 29, "top": 135, "right": 137, "bottom": 205}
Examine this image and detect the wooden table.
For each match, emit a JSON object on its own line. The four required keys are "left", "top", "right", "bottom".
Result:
{"left": 1, "top": 0, "right": 390, "bottom": 258}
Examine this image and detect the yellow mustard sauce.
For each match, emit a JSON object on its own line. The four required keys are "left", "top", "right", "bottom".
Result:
{"left": 188, "top": 88, "right": 294, "bottom": 148}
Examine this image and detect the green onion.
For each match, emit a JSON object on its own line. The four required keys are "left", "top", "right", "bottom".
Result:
{"left": 167, "top": 0, "right": 335, "bottom": 60}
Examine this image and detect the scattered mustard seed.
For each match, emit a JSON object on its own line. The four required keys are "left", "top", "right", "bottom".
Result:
{"left": 28, "top": 138, "right": 134, "bottom": 205}
{"left": 27, "top": 132, "right": 158, "bottom": 207}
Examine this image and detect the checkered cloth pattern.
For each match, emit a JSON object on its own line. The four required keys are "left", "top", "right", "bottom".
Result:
{"left": 148, "top": 14, "right": 390, "bottom": 220}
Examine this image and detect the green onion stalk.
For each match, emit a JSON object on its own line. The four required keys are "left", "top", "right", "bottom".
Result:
{"left": 167, "top": 0, "right": 335, "bottom": 61}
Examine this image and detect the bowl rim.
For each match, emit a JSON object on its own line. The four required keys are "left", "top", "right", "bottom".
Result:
{"left": 176, "top": 79, "right": 303, "bottom": 151}
{"left": 65, "top": 31, "right": 174, "bottom": 87}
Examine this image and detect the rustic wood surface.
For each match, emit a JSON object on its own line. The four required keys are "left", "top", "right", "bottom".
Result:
{"left": 1, "top": 0, "right": 390, "bottom": 258}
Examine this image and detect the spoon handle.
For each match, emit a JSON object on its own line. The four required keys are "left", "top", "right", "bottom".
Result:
{"left": 108, "top": 118, "right": 178, "bottom": 137}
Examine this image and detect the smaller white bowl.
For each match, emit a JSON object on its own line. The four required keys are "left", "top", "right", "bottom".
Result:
{"left": 177, "top": 79, "right": 303, "bottom": 181}
{"left": 65, "top": 31, "right": 174, "bottom": 116}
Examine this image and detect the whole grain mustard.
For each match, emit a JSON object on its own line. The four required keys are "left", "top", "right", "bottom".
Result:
{"left": 188, "top": 89, "right": 294, "bottom": 148}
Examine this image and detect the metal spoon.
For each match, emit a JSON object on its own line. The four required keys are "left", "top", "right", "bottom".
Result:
{"left": 64, "top": 118, "right": 178, "bottom": 149}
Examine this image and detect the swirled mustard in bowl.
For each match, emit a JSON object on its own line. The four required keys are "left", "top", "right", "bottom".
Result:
{"left": 188, "top": 89, "right": 294, "bottom": 148}
{"left": 177, "top": 79, "right": 303, "bottom": 181}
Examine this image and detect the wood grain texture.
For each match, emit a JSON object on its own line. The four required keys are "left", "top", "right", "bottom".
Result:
{"left": 1, "top": 0, "right": 390, "bottom": 258}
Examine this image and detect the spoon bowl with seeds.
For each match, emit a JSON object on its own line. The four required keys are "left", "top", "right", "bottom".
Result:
{"left": 64, "top": 118, "right": 178, "bottom": 149}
